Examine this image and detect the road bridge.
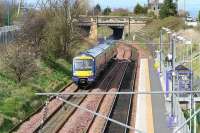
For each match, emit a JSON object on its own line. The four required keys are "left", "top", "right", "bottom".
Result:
{"left": 78, "top": 16, "right": 150, "bottom": 40}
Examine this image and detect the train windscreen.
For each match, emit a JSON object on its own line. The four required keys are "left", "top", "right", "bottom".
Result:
{"left": 74, "top": 59, "right": 93, "bottom": 71}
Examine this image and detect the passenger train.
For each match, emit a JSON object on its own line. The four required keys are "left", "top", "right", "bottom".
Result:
{"left": 72, "top": 40, "right": 116, "bottom": 85}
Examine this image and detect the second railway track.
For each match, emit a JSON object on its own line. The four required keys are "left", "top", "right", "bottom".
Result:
{"left": 103, "top": 61, "right": 136, "bottom": 133}
{"left": 13, "top": 43, "right": 138, "bottom": 133}
{"left": 56, "top": 62, "right": 126, "bottom": 133}
{"left": 39, "top": 61, "right": 119, "bottom": 133}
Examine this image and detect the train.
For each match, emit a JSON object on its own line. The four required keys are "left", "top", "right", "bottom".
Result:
{"left": 72, "top": 40, "right": 116, "bottom": 85}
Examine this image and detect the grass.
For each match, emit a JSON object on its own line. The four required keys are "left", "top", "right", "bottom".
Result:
{"left": 0, "top": 41, "right": 91, "bottom": 132}
{"left": 0, "top": 58, "right": 71, "bottom": 132}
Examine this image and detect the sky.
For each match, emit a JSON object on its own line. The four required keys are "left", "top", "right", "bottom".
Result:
{"left": 26, "top": 0, "right": 200, "bottom": 17}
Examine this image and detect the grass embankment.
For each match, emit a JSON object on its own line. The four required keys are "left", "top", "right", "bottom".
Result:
{"left": 0, "top": 41, "right": 91, "bottom": 132}
{"left": 132, "top": 16, "right": 184, "bottom": 51}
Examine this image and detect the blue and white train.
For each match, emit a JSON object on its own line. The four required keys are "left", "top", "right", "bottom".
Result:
{"left": 72, "top": 41, "right": 116, "bottom": 85}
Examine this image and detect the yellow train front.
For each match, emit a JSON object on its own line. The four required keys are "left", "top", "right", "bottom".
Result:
{"left": 72, "top": 54, "right": 95, "bottom": 84}
{"left": 72, "top": 41, "right": 116, "bottom": 85}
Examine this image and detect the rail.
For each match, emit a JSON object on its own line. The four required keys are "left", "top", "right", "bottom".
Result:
{"left": 9, "top": 82, "right": 74, "bottom": 133}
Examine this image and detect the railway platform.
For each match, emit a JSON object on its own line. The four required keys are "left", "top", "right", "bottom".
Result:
{"left": 135, "top": 58, "right": 173, "bottom": 133}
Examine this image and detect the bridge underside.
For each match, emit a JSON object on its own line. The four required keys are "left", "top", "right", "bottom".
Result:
{"left": 79, "top": 24, "right": 125, "bottom": 40}
{"left": 110, "top": 26, "right": 124, "bottom": 40}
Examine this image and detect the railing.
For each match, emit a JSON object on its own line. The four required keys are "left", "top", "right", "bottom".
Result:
{"left": 0, "top": 25, "right": 20, "bottom": 44}
{"left": 173, "top": 96, "right": 190, "bottom": 133}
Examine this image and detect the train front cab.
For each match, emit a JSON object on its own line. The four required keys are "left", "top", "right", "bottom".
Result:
{"left": 72, "top": 55, "right": 96, "bottom": 85}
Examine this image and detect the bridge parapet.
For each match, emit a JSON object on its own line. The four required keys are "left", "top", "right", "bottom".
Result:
{"left": 79, "top": 15, "right": 152, "bottom": 21}
{"left": 79, "top": 15, "right": 151, "bottom": 25}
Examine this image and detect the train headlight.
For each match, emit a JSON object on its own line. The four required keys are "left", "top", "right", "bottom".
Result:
{"left": 90, "top": 71, "right": 94, "bottom": 75}
{"left": 73, "top": 72, "right": 77, "bottom": 76}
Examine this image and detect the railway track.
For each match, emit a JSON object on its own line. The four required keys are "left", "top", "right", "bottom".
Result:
{"left": 86, "top": 62, "right": 129, "bottom": 132}
{"left": 10, "top": 82, "right": 78, "bottom": 133}
{"left": 39, "top": 62, "right": 119, "bottom": 133}
{"left": 13, "top": 43, "right": 136, "bottom": 133}
{"left": 13, "top": 59, "right": 116, "bottom": 133}
{"left": 37, "top": 88, "right": 90, "bottom": 133}
{"left": 103, "top": 61, "right": 136, "bottom": 133}
{"left": 56, "top": 62, "right": 124, "bottom": 133}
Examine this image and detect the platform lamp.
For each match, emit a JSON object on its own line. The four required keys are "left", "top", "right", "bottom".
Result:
{"left": 160, "top": 28, "right": 163, "bottom": 74}
{"left": 185, "top": 40, "right": 193, "bottom": 133}
{"left": 170, "top": 33, "right": 177, "bottom": 123}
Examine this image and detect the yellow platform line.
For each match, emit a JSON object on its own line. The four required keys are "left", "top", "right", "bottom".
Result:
{"left": 145, "top": 60, "right": 154, "bottom": 133}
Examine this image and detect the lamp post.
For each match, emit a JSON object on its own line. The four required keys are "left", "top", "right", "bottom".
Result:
{"left": 160, "top": 29, "right": 163, "bottom": 74}
{"left": 171, "top": 35, "right": 176, "bottom": 119}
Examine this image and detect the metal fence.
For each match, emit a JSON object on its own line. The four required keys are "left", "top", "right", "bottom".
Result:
{"left": 0, "top": 25, "right": 20, "bottom": 44}
{"left": 173, "top": 96, "right": 190, "bottom": 133}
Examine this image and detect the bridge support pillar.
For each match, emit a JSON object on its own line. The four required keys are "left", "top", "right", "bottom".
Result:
{"left": 122, "top": 22, "right": 129, "bottom": 40}
{"left": 89, "top": 20, "right": 97, "bottom": 41}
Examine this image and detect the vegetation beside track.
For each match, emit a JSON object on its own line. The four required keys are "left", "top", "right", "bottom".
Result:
{"left": 0, "top": 41, "right": 91, "bottom": 133}
{"left": 0, "top": 0, "right": 93, "bottom": 132}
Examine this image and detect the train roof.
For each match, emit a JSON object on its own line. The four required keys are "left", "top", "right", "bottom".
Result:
{"left": 85, "top": 42, "right": 113, "bottom": 57}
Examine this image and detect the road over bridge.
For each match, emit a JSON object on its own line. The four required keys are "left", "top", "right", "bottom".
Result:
{"left": 78, "top": 16, "right": 151, "bottom": 40}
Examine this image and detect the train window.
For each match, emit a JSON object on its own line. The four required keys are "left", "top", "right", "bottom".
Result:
{"left": 74, "top": 59, "right": 93, "bottom": 71}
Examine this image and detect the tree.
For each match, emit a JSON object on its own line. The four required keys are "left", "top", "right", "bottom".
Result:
{"left": 198, "top": 10, "right": 200, "bottom": 22}
{"left": 103, "top": 7, "right": 111, "bottom": 15}
{"left": 73, "top": 0, "right": 89, "bottom": 15}
{"left": 159, "top": 0, "right": 177, "bottom": 19}
{"left": 2, "top": 39, "right": 37, "bottom": 83}
{"left": 94, "top": 4, "right": 101, "bottom": 15}
{"left": 0, "top": 2, "right": 5, "bottom": 26}
{"left": 23, "top": 11, "right": 46, "bottom": 51}
{"left": 134, "top": 3, "right": 147, "bottom": 15}
{"left": 41, "top": 0, "right": 82, "bottom": 59}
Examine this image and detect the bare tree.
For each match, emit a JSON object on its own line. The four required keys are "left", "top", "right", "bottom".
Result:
{"left": 23, "top": 10, "right": 46, "bottom": 50}
{"left": 2, "top": 39, "right": 37, "bottom": 83}
{"left": 41, "top": 0, "right": 85, "bottom": 59}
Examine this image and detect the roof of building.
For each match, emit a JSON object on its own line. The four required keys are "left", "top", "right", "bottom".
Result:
{"left": 175, "top": 65, "right": 190, "bottom": 71}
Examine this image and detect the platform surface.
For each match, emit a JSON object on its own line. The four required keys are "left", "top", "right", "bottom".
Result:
{"left": 135, "top": 58, "right": 173, "bottom": 133}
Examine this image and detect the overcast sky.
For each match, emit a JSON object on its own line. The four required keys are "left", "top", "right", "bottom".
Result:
{"left": 26, "top": 0, "right": 200, "bottom": 17}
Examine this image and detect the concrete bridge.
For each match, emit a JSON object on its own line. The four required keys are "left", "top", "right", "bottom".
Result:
{"left": 78, "top": 16, "right": 151, "bottom": 40}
